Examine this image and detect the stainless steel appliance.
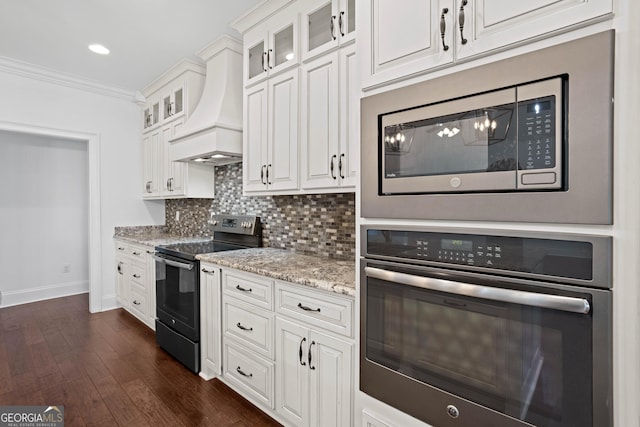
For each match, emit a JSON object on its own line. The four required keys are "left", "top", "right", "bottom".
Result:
{"left": 360, "top": 225, "right": 612, "bottom": 427}
{"left": 361, "top": 30, "right": 614, "bottom": 224}
{"left": 154, "top": 214, "right": 261, "bottom": 373}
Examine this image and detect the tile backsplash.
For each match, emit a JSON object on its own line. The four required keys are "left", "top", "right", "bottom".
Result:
{"left": 166, "top": 163, "right": 355, "bottom": 260}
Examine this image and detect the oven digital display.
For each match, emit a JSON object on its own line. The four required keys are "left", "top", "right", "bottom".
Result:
{"left": 441, "top": 238, "right": 473, "bottom": 252}
{"left": 222, "top": 218, "right": 237, "bottom": 228}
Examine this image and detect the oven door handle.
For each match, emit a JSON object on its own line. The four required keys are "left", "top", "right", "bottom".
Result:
{"left": 365, "top": 266, "right": 591, "bottom": 314}
{"left": 154, "top": 255, "right": 194, "bottom": 271}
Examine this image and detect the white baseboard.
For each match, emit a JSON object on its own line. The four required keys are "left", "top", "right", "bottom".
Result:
{"left": 0, "top": 281, "right": 89, "bottom": 308}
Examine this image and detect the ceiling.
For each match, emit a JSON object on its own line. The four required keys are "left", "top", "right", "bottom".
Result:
{"left": 0, "top": 0, "right": 260, "bottom": 92}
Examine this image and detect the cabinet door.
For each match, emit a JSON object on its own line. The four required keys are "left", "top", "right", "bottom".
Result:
{"left": 244, "top": 82, "right": 269, "bottom": 193}
{"left": 338, "top": 0, "right": 356, "bottom": 45}
{"left": 162, "top": 83, "right": 185, "bottom": 121}
{"left": 301, "top": 51, "right": 340, "bottom": 190}
{"left": 143, "top": 131, "right": 161, "bottom": 197}
{"left": 268, "top": 12, "right": 299, "bottom": 76}
{"left": 362, "top": 0, "right": 454, "bottom": 89}
{"left": 200, "top": 265, "right": 221, "bottom": 380}
{"left": 275, "top": 317, "right": 310, "bottom": 427}
{"left": 301, "top": 0, "right": 339, "bottom": 61}
{"left": 456, "top": 0, "right": 613, "bottom": 59}
{"left": 267, "top": 68, "right": 299, "bottom": 192}
{"left": 116, "top": 257, "right": 130, "bottom": 309}
{"left": 308, "top": 329, "right": 352, "bottom": 427}
{"left": 245, "top": 28, "right": 269, "bottom": 85}
{"left": 338, "top": 44, "right": 358, "bottom": 187}
{"left": 161, "top": 119, "right": 186, "bottom": 196}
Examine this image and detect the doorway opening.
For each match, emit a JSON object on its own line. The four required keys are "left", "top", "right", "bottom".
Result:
{"left": 0, "top": 121, "right": 102, "bottom": 312}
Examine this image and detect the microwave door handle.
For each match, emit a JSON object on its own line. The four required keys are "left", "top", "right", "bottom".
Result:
{"left": 153, "top": 255, "right": 194, "bottom": 271}
{"left": 364, "top": 266, "right": 590, "bottom": 314}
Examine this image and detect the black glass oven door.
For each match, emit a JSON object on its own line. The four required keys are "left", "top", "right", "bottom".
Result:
{"left": 155, "top": 253, "right": 199, "bottom": 341}
{"left": 364, "top": 265, "right": 595, "bottom": 427}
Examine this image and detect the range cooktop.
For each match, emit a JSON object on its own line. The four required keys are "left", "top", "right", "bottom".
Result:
{"left": 156, "top": 240, "right": 249, "bottom": 261}
{"left": 155, "top": 214, "right": 262, "bottom": 261}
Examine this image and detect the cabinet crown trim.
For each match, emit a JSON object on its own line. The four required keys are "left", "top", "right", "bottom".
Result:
{"left": 141, "top": 59, "right": 205, "bottom": 98}
{"left": 231, "top": 0, "right": 295, "bottom": 34}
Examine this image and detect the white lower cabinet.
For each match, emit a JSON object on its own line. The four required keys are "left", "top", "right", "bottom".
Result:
{"left": 275, "top": 316, "right": 353, "bottom": 427}
{"left": 223, "top": 340, "right": 275, "bottom": 409}
{"left": 211, "top": 267, "right": 354, "bottom": 426}
{"left": 200, "top": 263, "right": 222, "bottom": 380}
{"left": 114, "top": 239, "right": 156, "bottom": 329}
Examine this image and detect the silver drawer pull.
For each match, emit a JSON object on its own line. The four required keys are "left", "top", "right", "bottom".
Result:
{"left": 236, "top": 366, "right": 253, "bottom": 378}
{"left": 132, "top": 251, "right": 141, "bottom": 256}
{"left": 132, "top": 274, "right": 141, "bottom": 279}
{"left": 133, "top": 300, "right": 141, "bottom": 306}
{"left": 236, "top": 322, "right": 253, "bottom": 332}
{"left": 297, "top": 302, "right": 321, "bottom": 313}
{"left": 201, "top": 268, "right": 215, "bottom": 274}
{"left": 236, "top": 285, "right": 253, "bottom": 293}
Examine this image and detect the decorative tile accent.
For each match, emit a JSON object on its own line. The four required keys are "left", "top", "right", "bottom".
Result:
{"left": 165, "top": 163, "right": 356, "bottom": 260}
{"left": 165, "top": 198, "right": 213, "bottom": 237}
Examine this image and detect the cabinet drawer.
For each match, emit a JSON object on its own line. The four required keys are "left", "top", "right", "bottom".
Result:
{"left": 275, "top": 282, "right": 354, "bottom": 337}
{"left": 128, "top": 288, "right": 148, "bottom": 320}
{"left": 224, "top": 298, "right": 274, "bottom": 359}
{"left": 223, "top": 269, "right": 274, "bottom": 310}
{"left": 223, "top": 341, "right": 274, "bottom": 409}
{"left": 130, "top": 262, "right": 146, "bottom": 291}
{"left": 129, "top": 246, "right": 146, "bottom": 260}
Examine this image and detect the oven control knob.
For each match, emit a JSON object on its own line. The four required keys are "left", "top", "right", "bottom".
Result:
{"left": 446, "top": 405, "right": 460, "bottom": 419}
{"left": 450, "top": 177, "right": 462, "bottom": 188}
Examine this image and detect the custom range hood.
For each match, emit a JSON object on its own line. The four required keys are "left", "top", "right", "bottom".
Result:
{"left": 169, "top": 35, "right": 243, "bottom": 166}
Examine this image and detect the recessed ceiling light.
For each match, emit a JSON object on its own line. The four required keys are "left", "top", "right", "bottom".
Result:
{"left": 88, "top": 44, "right": 110, "bottom": 55}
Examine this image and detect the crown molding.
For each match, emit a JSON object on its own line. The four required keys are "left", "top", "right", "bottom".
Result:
{"left": 0, "top": 56, "right": 139, "bottom": 102}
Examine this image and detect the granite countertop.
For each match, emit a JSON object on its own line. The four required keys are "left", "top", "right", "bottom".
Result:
{"left": 114, "top": 228, "right": 212, "bottom": 247}
{"left": 197, "top": 248, "right": 356, "bottom": 298}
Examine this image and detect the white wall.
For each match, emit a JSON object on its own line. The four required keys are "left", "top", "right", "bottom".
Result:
{"left": 0, "top": 131, "right": 89, "bottom": 306}
{"left": 0, "top": 64, "right": 165, "bottom": 311}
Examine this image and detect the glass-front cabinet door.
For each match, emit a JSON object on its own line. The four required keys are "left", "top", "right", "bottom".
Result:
{"left": 302, "top": 0, "right": 356, "bottom": 61}
{"left": 244, "top": 11, "right": 299, "bottom": 86}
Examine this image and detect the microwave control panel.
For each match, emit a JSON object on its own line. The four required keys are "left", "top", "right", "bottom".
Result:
{"left": 517, "top": 95, "right": 557, "bottom": 170}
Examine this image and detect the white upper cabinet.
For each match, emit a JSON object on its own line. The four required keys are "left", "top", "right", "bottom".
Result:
{"left": 234, "top": 0, "right": 358, "bottom": 195}
{"left": 301, "top": 0, "right": 356, "bottom": 61}
{"left": 363, "top": 0, "right": 454, "bottom": 90}
{"left": 140, "top": 60, "right": 216, "bottom": 199}
{"left": 244, "top": 10, "right": 299, "bottom": 86}
{"left": 456, "top": 0, "right": 613, "bottom": 59}
{"left": 361, "top": 0, "right": 613, "bottom": 90}
{"left": 300, "top": 43, "right": 357, "bottom": 190}
{"left": 243, "top": 69, "right": 300, "bottom": 194}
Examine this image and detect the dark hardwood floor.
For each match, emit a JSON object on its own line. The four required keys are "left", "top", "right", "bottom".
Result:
{"left": 0, "top": 294, "right": 281, "bottom": 426}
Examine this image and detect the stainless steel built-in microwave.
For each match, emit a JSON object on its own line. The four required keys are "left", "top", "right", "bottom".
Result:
{"left": 361, "top": 31, "right": 614, "bottom": 224}
{"left": 381, "top": 77, "right": 564, "bottom": 194}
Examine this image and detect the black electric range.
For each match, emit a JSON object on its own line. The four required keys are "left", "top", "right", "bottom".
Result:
{"left": 154, "top": 214, "right": 261, "bottom": 373}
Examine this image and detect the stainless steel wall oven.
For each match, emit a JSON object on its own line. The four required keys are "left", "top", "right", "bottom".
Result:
{"left": 361, "top": 30, "right": 614, "bottom": 224}
{"left": 360, "top": 226, "right": 612, "bottom": 427}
